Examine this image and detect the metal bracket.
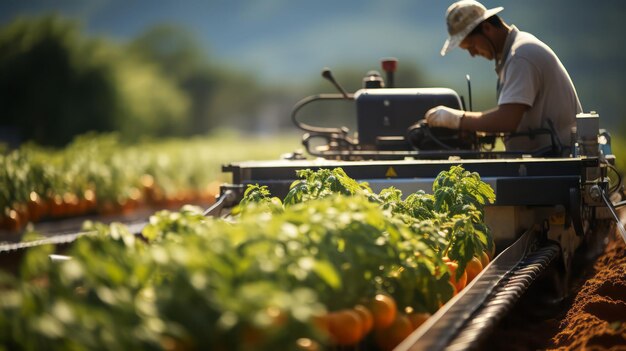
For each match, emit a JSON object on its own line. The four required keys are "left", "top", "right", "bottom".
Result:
{"left": 569, "top": 187, "right": 584, "bottom": 236}
{"left": 203, "top": 185, "right": 244, "bottom": 217}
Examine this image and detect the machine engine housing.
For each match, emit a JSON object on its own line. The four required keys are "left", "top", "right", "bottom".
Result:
{"left": 354, "top": 88, "right": 463, "bottom": 150}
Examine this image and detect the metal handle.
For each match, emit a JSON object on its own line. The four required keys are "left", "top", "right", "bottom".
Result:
{"left": 203, "top": 189, "right": 238, "bottom": 217}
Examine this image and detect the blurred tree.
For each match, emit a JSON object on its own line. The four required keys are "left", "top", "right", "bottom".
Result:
{"left": 0, "top": 15, "right": 189, "bottom": 147}
{"left": 113, "top": 52, "right": 190, "bottom": 139}
{"left": 126, "top": 24, "right": 205, "bottom": 82}
{"left": 128, "top": 25, "right": 263, "bottom": 134}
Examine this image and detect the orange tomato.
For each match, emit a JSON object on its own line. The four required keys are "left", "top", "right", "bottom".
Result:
{"left": 117, "top": 197, "right": 131, "bottom": 215}
{"left": 368, "top": 294, "right": 398, "bottom": 330}
{"left": 407, "top": 312, "right": 431, "bottom": 330}
{"left": 374, "top": 313, "right": 413, "bottom": 351}
{"left": 327, "top": 309, "right": 363, "bottom": 346}
{"left": 49, "top": 195, "right": 64, "bottom": 218}
{"left": 100, "top": 199, "right": 121, "bottom": 216}
{"left": 27, "top": 191, "right": 43, "bottom": 222}
{"left": 353, "top": 304, "right": 374, "bottom": 336}
{"left": 3, "top": 209, "right": 22, "bottom": 231}
{"left": 13, "top": 203, "right": 28, "bottom": 227}
{"left": 84, "top": 189, "right": 97, "bottom": 209}
{"left": 445, "top": 259, "right": 467, "bottom": 293}
{"left": 480, "top": 250, "right": 490, "bottom": 268}
{"left": 63, "top": 192, "right": 79, "bottom": 216}
{"left": 465, "top": 256, "right": 483, "bottom": 284}
{"left": 487, "top": 243, "right": 496, "bottom": 259}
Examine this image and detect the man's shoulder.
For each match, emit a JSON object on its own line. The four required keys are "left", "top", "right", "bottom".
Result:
{"left": 510, "top": 30, "right": 554, "bottom": 61}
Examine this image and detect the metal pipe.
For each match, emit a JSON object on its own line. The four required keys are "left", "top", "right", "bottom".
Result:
{"left": 600, "top": 189, "right": 626, "bottom": 244}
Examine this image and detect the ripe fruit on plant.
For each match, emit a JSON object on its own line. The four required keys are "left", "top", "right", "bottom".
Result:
{"left": 465, "top": 256, "right": 484, "bottom": 283}
{"left": 487, "top": 243, "right": 496, "bottom": 259}
{"left": 480, "top": 250, "right": 490, "bottom": 268}
{"left": 353, "top": 304, "right": 374, "bottom": 335}
{"left": 27, "top": 191, "right": 43, "bottom": 221}
{"left": 444, "top": 258, "right": 467, "bottom": 293}
{"left": 374, "top": 313, "right": 414, "bottom": 351}
{"left": 368, "top": 294, "right": 398, "bottom": 330}
{"left": 327, "top": 309, "right": 363, "bottom": 346}
{"left": 49, "top": 194, "right": 65, "bottom": 218}
{"left": 3, "top": 209, "right": 22, "bottom": 231}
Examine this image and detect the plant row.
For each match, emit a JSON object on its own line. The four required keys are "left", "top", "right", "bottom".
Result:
{"left": 0, "top": 132, "right": 298, "bottom": 231}
{"left": 0, "top": 166, "right": 495, "bottom": 350}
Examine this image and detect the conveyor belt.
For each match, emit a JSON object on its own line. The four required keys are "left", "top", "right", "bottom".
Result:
{"left": 445, "top": 244, "right": 559, "bottom": 350}
{"left": 397, "top": 229, "right": 559, "bottom": 351}
{"left": 0, "top": 221, "right": 147, "bottom": 254}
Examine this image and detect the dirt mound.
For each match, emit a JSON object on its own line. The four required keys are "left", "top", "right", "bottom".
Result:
{"left": 549, "top": 230, "right": 626, "bottom": 351}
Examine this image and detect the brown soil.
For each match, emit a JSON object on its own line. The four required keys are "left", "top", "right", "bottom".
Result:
{"left": 485, "top": 215, "right": 626, "bottom": 351}
{"left": 548, "top": 230, "right": 626, "bottom": 351}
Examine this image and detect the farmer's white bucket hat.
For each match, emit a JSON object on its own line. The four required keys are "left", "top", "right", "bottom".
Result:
{"left": 441, "top": 0, "right": 503, "bottom": 56}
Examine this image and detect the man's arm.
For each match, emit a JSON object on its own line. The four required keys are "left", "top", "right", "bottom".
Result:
{"left": 424, "top": 103, "right": 529, "bottom": 132}
{"left": 461, "top": 103, "right": 529, "bottom": 133}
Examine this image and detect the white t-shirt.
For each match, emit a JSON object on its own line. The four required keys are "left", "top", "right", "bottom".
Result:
{"left": 497, "top": 26, "right": 582, "bottom": 154}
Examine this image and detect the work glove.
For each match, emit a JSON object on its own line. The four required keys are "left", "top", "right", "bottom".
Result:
{"left": 425, "top": 105, "right": 464, "bottom": 129}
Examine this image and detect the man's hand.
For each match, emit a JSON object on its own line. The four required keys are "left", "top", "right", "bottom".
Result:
{"left": 425, "top": 106, "right": 465, "bottom": 129}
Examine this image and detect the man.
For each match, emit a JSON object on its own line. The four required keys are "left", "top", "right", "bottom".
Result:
{"left": 425, "top": 0, "right": 582, "bottom": 154}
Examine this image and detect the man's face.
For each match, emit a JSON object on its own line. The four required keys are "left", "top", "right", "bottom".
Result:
{"left": 459, "top": 33, "right": 495, "bottom": 61}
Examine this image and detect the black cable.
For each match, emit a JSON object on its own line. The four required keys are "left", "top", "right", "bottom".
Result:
{"left": 423, "top": 125, "right": 454, "bottom": 150}
{"left": 290, "top": 93, "right": 353, "bottom": 134}
{"left": 606, "top": 163, "right": 622, "bottom": 195}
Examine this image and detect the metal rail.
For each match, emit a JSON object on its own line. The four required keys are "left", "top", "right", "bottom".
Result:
{"left": 444, "top": 244, "right": 560, "bottom": 350}
{"left": 0, "top": 221, "right": 147, "bottom": 254}
{"left": 396, "top": 229, "right": 558, "bottom": 351}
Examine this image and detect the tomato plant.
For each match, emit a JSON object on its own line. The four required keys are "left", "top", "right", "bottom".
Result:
{"left": 0, "top": 132, "right": 300, "bottom": 230}
{"left": 0, "top": 165, "right": 496, "bottom": 350}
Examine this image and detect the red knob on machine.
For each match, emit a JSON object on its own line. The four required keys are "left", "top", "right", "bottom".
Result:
{"left": 381, "top": 58, "right": 398, "bottom": 73}
{"left": 381, "top": 58, "right": 398, "bottom": 88}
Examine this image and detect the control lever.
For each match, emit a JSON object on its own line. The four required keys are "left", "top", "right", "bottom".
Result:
{"left": 321, "top": 68, "right": 350, "bottom": 99}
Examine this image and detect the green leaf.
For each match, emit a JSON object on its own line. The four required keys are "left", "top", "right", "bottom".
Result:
{"left": 312, "top": 259, "right": 342, "bottom": 290}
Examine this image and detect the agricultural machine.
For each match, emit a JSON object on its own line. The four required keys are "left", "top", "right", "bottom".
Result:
{"left": 209, "top": 58, "right": 626, "bottom": 349}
